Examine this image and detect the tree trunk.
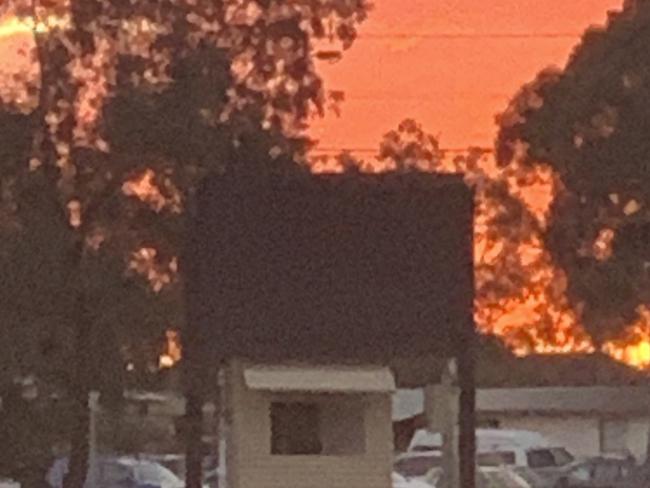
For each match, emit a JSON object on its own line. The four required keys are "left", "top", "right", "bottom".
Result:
{"left": 28, "top": 2, "right": 98, "bottom": 487}
{"left": 458, "top": 347, "right": 476, "bottom": 488}
{"left": 185, "top": 390, "right": 204, "bottom": 488}
{"left": 182, "top": 257, "right": 204, "bottom": 488}
{"left": 63, "top": 244, "right": 92, "bottom": 488}
{"left": 182, "top": 164, "right": 206, "bottom": 488}
{"left": 63, "top": 390, "right": 91, "bottom": 488}
{"left": 183, "top": 332, "right": 204, "bottom": 488}
{"left": 183, "top": 315, "right": 204, "bottom": 488}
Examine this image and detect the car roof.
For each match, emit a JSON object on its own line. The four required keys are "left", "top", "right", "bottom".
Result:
{"left": 396, "top": 451, "right": 442, "bottom": 460}
{"left": 411, "top": 429, "right": 550, "bottom": 450}
{"left": 110, "top": 457, "right": 140, "bottom": 467}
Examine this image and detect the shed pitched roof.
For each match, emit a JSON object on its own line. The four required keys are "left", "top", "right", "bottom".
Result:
{"left": 244, "top": 364, "right": 395, "bottom": 393}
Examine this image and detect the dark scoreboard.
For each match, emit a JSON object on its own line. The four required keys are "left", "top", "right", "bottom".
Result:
{"left": 185, "top": 170, "right": 474, "bottom": 367}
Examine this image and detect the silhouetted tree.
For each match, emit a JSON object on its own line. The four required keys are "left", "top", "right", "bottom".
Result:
{"left": 0, "top": 1, "right": 369, "bottom": 487}
{"left": 496, "top": 3, "right": 650, "bottom": 344}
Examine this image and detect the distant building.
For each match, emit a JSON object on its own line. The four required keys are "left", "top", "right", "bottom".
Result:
{"left": 475, "top": 386, "right": 650, "bottom": 460}
{"left": 394, "top": 386, "right": 650, "bottom": 461}
{"left": 392, "top": 353, "right": 650, "bottom": 460}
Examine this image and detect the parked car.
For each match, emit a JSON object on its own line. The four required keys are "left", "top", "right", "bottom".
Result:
{"left": 476, "top": 448, "right": 574, "bottom": 487}
{"left": 410, "top": 429, "right": 549, "bottom": 455}
{"left": 137, "top": 455, "right": 185, "bottom": 479}
{"left": 139, "top": 454, "right": 218, "bottom": 480}
{"left": 478, "top": 452, "right": 553, "bottom": 488}
{"left": 614, "top": 462, "right": 650, "bottom": 488}
{"left": 394, "top": 451, "right": 443, "bottom": 481}
{"left": 202, "top": 467, "right": 225, "bottom": 488}
{"left": 427, "top": 466, "right": 533, "bottom": 488}
{"left": 0, "top": 478, "right": 20, "bottom": 488}
{"left": 411, "top": 429, "right": 574, "bottom": 484}
{"left": 512, "top": 467, "right": 556, "bottom": 488}
{"left": 46, "top": 456, "right": 187, "bottom": 488}
{"left": 553, "top": 456, "right": 635, "bottom": 488}
{"left": 392, "top": 472, "right": 434, "bottom": 488}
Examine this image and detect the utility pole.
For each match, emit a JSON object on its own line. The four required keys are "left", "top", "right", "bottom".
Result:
{"left": 218, "top": 368, "right": 227, "bottom": 488}
{"left": 88, "top": 391, "right": 100, "bottom": 488}
{"left": 425, "top": 359, "right": 460, "bottom": 488}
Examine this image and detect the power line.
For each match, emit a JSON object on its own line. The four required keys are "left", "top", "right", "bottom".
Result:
{"left": 311, "top": 146, "right": 494, "bottom": 154}
{"left": 337, "top": 94, "right": 510, "bottom": 102}
{"left": 356, "top": 32, "right": 583, "bottom": 40}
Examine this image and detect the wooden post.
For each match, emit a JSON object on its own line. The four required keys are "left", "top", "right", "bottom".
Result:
{"left": 87, "top": 391, "right": 100, "bottom": 488}
{"left": 217, "top": 368, "right": 227, "bottom": 488}
{"left": 458, "top": 327, "right": 476, "bottom": 488}
{"left": 184, "top": 386, "right": 203, "bottom": 488}
{"left": 458, "top": 188, "right": 476, "bottom": 488}
{"left": 424, "top": 360, "right": 460, "bottom": 488}
{"left": 182, "top": 174, "right": 205, "bottom": 488}
{"left": 444, "top": 360, "right": 460, "bottom": 488}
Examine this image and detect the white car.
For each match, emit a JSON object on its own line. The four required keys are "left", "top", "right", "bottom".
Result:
{"left": 409, "top": 429, "right": 574, "bottom": 472}
{"left": 427, "top": 466, "right": 532, "bottom": 488}
{"left": 392, "top": 472, "right": 433, "bottom": 488}
{"left": 0, "top": 478, "right": 20, "bottom": 488}
{"left": 394, "top": 451, "right": 443, "bottom": 481}
{"left": 46, "top": 456, "right": 189, "bottom": 488}
{"left": 410, "top": 429, "right": 548, "bottom": 454}
{"left": 104, "top": 457, "right": 186, "bottom": 488}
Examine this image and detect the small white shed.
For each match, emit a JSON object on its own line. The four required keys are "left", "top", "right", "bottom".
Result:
{"left": 225, "top": 359, "right": 396, "bottom": 488}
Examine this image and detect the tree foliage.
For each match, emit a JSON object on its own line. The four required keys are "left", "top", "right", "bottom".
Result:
{"left": 0, "top": 1, "right": 369, "bottom": 486}
{"left": 496, "top": 3, "right": 650, "bottom": 344}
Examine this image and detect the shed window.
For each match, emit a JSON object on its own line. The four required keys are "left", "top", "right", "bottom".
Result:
{"left": 271, "top": 402, "right": 321, "bottom": 455}
{"left": 270, "top": 398, "right": 366, "bottom": 456}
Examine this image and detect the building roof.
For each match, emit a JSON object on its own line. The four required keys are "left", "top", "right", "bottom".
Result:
{"left": 388, "top": 337, "right": 650, "bottom": 389}
{"left": 477, "top": 386, "right": 650, "bottom": 416}
{"left": 392, "top": 351, "right": 650, "bottom": 420}
{"left": 476, "top": 353, "right": 650, "bottom": 388}
{"left": 392, "top": 385, "right": 650, "bottom": 421}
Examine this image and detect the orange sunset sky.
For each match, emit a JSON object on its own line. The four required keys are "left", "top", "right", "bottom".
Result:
{"left": 0, "top": 0, "right": 623, "bottom": 151}
{"left": 310, "top": 0, "right": 622, "bottom": 153}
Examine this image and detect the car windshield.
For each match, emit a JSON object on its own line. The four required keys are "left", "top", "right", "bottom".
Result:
{"left": 550, "top": 448, "right": 574, "bottom": 466}
{"left": 135, "top": 462, "right": 182, "bottom": 486}
{"left": 394, "top": 455, "right": 443, "bottom": 477}
{"left": 527, "top": 448, "right": 574, "bottom": 468}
